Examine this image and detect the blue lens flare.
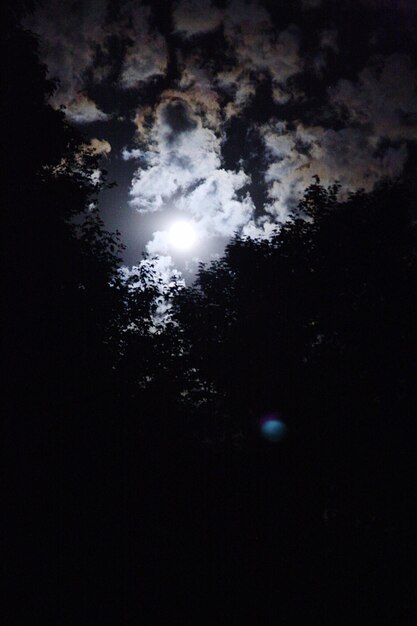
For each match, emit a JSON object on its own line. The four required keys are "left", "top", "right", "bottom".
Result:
{"left": 260, "top": 415, "right": 287, "bottom": 442}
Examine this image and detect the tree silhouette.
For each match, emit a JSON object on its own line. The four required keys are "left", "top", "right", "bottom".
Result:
{"left": 2, "top": 10, "right": 124, "bottom": 386}
{"left": 161, "top": 177, "right": 417, "bottom": 624}
{"left": 2, "top": 12, "right": 132, "bottom": 624}
{"left": 172, "top": 177, "right": 417, "bottom": 516}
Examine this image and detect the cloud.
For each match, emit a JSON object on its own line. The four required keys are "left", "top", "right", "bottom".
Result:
{"left": 132, "top": 106, "right": 156, "bottom": 145}
{"left": 63, "top": 93, "right": 110, "bottom": 124}
{"left": 320, "top": 29, "right": 339, "bottom": 53}
{"left": 88, "top": 138, "right": 112, "bottom": 156}
{"left": 212, "top": 2, "right": 303, "bottom": 115}
{"left": 128, "top": 92, "right": 254, "bottom": 255}
{"left": 127, "top": 20, "right": 414, "bottom": 263}
{"left": 173, "top": 0, "right": 224, "bottom": 37}
{"left": 176, "top": 169, "right": 254, "bottom": 237}
{"left": 177, "top": 55, "right": 222, "bottom": 128}
{"left": 225, "top": 9, "right": 301, "bottom": 85}
{"left": 23, "top": 0, "right": 168, "bottom": 119}
{"left": 23, "top": 0, "right": 110, "bottom": 121}
{"left": 146, "top": 231, "right": 171, "bottom": 256}
{"left": 261, "top": 119, "right": 408, "bottom": 219}
{"left": 216, "top": 68, "right": 257, "bottom": 115}
{"left": 241, "top": 217, "right": 279, "bottom": 239}
{"left": 174, "top": 1, "right": 303, "bottom": 115}
{"left": 118, "top": 3, "right": 168, "bottom": 88}
{"left": 129, "top": 97, "right": 221, "bottom": 212}
{"left": 330, "top": 54, "right": 417, "bottom": 142}
{"left": 26, "top": 0, "right": 416, "bottom": 277}
{"left": 253, "top": 53, "right": 415, "bottom": 221}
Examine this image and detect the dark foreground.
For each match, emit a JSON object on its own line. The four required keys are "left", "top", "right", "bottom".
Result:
{"left": 6, "top": 398, "right": 416, "bottom": 626}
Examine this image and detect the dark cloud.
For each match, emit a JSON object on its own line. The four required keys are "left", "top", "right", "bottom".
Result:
{"left": 161, "top": 100, "right": 198, "bottom": 143}
{"left": 173, "top": 0, "right": 223, "bottom": 37}
{"left": 23, "top": 0, "right": 110, "bottom": 122}
{"left": 117, "top": 2, "right": 168, "bottom": 89}
{"left": 330, "top": 54, "right": 417, "bottom": 142}
{"left": 23, "top": 0, "right": 168, "bottom": 121}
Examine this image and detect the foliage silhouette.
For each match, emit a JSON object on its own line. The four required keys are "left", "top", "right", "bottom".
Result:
{"left": 2, "top": 12, "right": 136, "bottom": 624}
{"left": 173, "top": 177, "right": 416, "bottom": 447}
{"left": 170, "top": 177, "right": 417, "bottom": 537}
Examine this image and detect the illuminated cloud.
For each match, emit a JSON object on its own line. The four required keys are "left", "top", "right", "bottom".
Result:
{"left": 176, "top": 169, "right": 254, "bottom": 237}
{"left": 261, "top": 120, "right": 408, "bottom": 219}
{"left": 130, "top": 97, "right": 220, "bottom": 212}
{"left": 146, "top": 231, "right": 171, "bottom": 256}
{"left": 241, "top": 217, "right": 279, "bottom": 240}
{"left": 88, "top": 138, "right": 112, "bottom": 156}
{"left": 64, "top": 93, "right": 110, "bottom": 124}
{"left": 253, "top": 52, "right": 416, "bottom": 219}
{"left": 129, "top": 93, "right": 254, "bottom": 255}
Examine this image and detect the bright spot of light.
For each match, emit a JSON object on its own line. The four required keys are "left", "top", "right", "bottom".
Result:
{"left": 169, "top": 220, "right": 197, "bottom": 251}
{"left": 260, "top": 415, "right": 287, "bottom": 443}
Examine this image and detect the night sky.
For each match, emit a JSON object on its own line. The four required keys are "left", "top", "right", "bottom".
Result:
{"left": 5, "top": 3, "right": 417, "bottom": 623}
{"left": 23, "top": 0, "right": 417, "bottom": 280}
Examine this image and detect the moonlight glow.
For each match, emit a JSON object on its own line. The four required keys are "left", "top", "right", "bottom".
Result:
{"left": 169, "top": 220, "right": 197, "bottom": 251}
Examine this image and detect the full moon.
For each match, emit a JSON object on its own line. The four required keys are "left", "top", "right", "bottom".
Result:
{"left": 169, "top": 220, "right": 197, "bottom": 251}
